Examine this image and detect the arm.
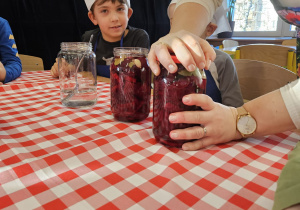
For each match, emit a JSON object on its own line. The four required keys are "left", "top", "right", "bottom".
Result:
{"left": 0, "top": 18, "right": 22, "bottom": 83}
{"left": 168, "top": 79, "right": 299, "bottom": 150}
{"left": 148, "top": 0, "right": 222, "bottom": 76}
{"left": 244, "top": 89, "right": 296, "bottom": 137}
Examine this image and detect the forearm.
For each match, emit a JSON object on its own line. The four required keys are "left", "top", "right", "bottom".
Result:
{"left": 170, "top": 3, "right": 210, "bottom": 36}
{"left": 244, "top": 89, "right": 296, "bottom": 137}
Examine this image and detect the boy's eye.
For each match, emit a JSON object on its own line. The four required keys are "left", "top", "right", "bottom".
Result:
{"left": 100, "top": 9, "right": 108, "bottom": 13}
{"left": 117, "top": 7, "right": 125, "bottom": 12}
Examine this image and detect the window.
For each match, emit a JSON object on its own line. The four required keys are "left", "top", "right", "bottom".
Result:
{"left": 232, "top": 0, "right": 295, "bottom": 37}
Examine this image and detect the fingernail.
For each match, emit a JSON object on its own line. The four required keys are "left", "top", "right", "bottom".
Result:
{"left": 188, "top": 64, "right": 196, "bottom": 72}
{"left": 153, "top": 68, "right": 158, "bottom": 75}
{"left": 169, "top": 114, "right": 177, "bottom": 122}
{"left": 170, "top": 132, "right": 178, "bottom": 139}
{"left": 168, "top": 64, "right": 176, "bottom": 73}
{"left": 182, "top": 96, "right": 190, "bottom": 103}
{"left": 199, "top": 62, "right": 205, "bottom": 69}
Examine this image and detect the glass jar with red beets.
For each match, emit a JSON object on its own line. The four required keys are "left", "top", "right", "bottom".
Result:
{"left": 110, "top": 47, "right": 151, "bottom": 122}
{"left": 153, "top": 55, "right": 206, "bottom": 148}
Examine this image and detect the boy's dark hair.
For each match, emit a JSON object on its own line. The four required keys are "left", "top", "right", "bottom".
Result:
{"left": 91, "top": 0, "right": 130, "bottom": 12}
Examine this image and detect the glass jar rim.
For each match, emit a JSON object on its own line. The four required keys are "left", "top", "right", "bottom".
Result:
{"left": 60, "top": 42, "right": 92, "bottom": 50}
{"left": 113, "top": 47, "right": 149, "bottom": 56}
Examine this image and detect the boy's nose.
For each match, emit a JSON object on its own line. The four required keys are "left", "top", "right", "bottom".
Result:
{"left": 110, "top": 12, "right": 119, "bottom": 21}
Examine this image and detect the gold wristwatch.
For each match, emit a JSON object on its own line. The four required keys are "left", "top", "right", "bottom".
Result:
{"left": 236, "top": 106, "right": 257, "bottom": 138}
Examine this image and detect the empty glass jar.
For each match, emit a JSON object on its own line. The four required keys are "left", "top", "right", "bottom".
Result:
{"left": 57, "top": 42, "right": 97, "bottom": 108}
{"left": 110, "top": 47, "right": 151, "bottom": 122}
{"left": 153, "top": 55, "right": 206, "bottom": 148}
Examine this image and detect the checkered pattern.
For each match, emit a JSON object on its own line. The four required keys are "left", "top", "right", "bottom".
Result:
{"left": 1, "top": 71, "right": 299, "bottom": 210}
{"left": 8, "top": 71, "right": 58, "bottom": 85}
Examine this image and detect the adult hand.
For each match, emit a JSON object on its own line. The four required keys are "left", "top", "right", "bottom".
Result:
{"left": 168, "top": 94, "right": 242, "bottom": 151}
{"left": 148, "top": 30, "right": 216, "bottom": 76}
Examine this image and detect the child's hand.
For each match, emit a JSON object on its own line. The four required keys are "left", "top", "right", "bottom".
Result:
{"left": 50, "top": 58, "right": 72, "bottom": 78}
{"left": 148, "top": 30, "right": 215, "bottom": 76}
{"left": 50, "top": 58, "right": 59, "bottom": 78}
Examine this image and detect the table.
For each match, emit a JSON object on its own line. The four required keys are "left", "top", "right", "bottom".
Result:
{"left": 1, "top": 71, "right": 299, "bottom": 210}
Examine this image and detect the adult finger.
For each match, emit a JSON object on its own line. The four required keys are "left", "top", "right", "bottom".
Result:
{"left": 148, "top": 46, "right": 160, "bottom": 76}
{"left": 169, "top": 35, "right": 200, "bottom": 72}
{"left": 169, "top": 110, "right": 207, "bottom": 125}
{"left": 199, "top": 39, "right": 216, "bottom": 69}
{"left": 155, "top": 41, "right": 177, "bottom": 73}
{"left": 172, "top": 31, "right": 206, "bottom": 71}
{"left": 181, "top": 137, "right": 214, "bottom": 151}
{"left": 181, "top": 94, "right": 216, "bottom": 111}
{"left": 169, "top": 94, "right": 218, "bottom": 125}
{"left": 148, "top": 41, "right": 177, "bottom": 75}
{"left": 169, "top": 125, "right": 207, "bottom": 140}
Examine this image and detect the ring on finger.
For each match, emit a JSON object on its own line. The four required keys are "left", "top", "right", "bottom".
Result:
{"left": 202, "top": 126, "right": 207, "bottom": 138}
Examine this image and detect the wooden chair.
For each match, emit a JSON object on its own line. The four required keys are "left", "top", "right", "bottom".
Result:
{"left": 234, "top": 44, "right": 295, "bottom": 71}
{"left": 19, "top": 54, "right": 44, "bottom": 71}
{"left": 233, "top": 59, "right": 297, "bottom": 101}
{"left": 282, "top": 39, "right": 297, "bottom": 46}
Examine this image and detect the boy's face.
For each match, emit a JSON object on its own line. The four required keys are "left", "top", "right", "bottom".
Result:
{"left": 88, "top": 0, "right": 133, "bottom": 42}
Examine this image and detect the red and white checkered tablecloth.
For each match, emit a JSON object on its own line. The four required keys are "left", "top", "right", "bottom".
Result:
{"left": 1, "top": 71, "right": 299, "bottom": 210}
{"left": 8, "top": 70, "right": 58, "bottom": 85}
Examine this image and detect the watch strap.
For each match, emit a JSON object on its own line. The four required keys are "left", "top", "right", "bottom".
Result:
{"left": 237, "top": 106, "right": 248, "bottom": 117}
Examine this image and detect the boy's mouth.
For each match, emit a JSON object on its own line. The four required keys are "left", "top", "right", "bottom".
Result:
{"left": 111, "top": 25, "right": 121, "bottom": 29}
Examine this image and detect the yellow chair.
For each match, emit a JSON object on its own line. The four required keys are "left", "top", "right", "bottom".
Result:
{"left": 19, "top": 54, "right": 44, "bottom": 72}
{"left": 233, "top": 59, "right": 297, "bottom": 101}
{"left": 234, "top": 44, "right": 296, "bottom": 72}
{"left": 282, "top": 39, "right": 297, "bottom": 46}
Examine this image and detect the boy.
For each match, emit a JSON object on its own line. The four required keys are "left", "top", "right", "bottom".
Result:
{"left": 167, "top": 1, "right": 243, "bottom": 107}
{"left": 51, "top": 0, "right": 149, "bottom": 78}
{"left": 0, "top": 17, "right": 22, "bottom": 84}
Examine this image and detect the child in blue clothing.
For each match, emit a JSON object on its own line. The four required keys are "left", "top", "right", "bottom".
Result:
{"left": 0, "top": 17, "right": 22, "bottom": 84}
{"left": 51, "top": 0, "right": 149, "bottom": 78}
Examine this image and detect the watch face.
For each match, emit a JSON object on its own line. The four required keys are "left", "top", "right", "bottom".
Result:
{"left": 237, "top": 115, "right": 257, "bottom": 135}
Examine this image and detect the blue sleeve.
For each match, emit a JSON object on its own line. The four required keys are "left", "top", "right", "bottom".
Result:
{"left": 0, "top": 18, "right": 22, "bottom": 83}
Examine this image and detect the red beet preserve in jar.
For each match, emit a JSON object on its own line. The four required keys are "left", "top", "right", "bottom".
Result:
{"left": 110, "top": 47, "right": 151, "bottom": 122}
{"left": 153, "top": 55, "right": 206, "bottom": 148}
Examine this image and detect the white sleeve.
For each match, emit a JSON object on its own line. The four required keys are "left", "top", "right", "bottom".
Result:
{"left": 168, "top": 0, "right": 223, "bottom": 21}
{"left": 280, "top": 79, "right": 300, "bottom": 129}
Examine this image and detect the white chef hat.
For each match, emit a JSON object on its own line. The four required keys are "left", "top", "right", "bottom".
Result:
{"left": 84, "top": 0, "right": 94, "bottom": 10}
{"left": 84, "top": 0, "right": 131, "bottom": 10}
